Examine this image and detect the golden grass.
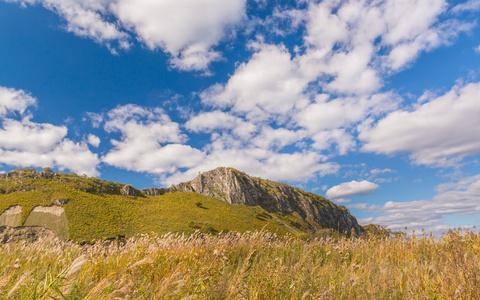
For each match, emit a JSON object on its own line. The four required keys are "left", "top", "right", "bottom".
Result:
{"left": 0, "top": 173, "right": 296, "bottom": 242}
{"left": 1, "top": 227, "right": 480, "bottom": 299}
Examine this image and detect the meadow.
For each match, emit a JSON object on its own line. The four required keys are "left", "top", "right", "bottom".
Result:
{"left": 1, "top": 227, "right": 479, "bottom": 299}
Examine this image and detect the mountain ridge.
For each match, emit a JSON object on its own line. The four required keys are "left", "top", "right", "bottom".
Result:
{"left": 167, "top": 167, "right": 363, "bottom": 235}
{"left": 0, "top": 167, "right": 364, "bottom": 241}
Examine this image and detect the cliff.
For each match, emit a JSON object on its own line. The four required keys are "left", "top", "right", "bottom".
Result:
{"left": 170, "top": 167, "right": 364, "bottom": 235}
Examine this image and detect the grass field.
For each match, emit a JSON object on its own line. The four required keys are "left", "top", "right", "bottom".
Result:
{"left": 1, "top": 227, "right": 479, "bottom": 299}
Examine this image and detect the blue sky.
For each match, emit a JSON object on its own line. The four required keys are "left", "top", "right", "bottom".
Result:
{"left": 1, "top": 0, "right": 480, "bottom": 233}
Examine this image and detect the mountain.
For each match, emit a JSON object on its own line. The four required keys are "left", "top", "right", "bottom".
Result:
{"left": 168, "top": 167, "right": 363, "bottom": 235}
{"left": 0, "top": 167, "right": 363, "bottom": 243}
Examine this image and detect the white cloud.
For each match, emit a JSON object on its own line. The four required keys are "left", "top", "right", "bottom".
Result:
{"left": 297, "top": 0, "right": 469, "bottom": 95}
{"left": 360, "top": 82, "right": 480, "bottom": 166}
{"left": 0, "top": 119, "right": 99, "bottom": 176}
{"left": 0, "top": 118, "right": 67, "bottom": 152}
{"left": 251, "top": 126, "right": 306, "bottom": 151}
{"left": 113, "top": 0, "right": 246, "bottom": 71}
{"left": 87, "top": 134, "right": 100, "bottom": 147}
{"left": 197, "top": 0, "right": 464, "bottom": 159}
{"left": 201, "top": 43, "right": 309, "bottom": 122}
{"left": 326, "top": 180, "right": 379, "bottom": 199}
{"left": 6, "top": 0, "right": 246, "bottom": 70}
{"left": 0, "top": 85, "right": 100, "bottom": 176}
{"left": 451, "top": 0, "right": 480, "bottom": 13}
{"left": 99, "top": 103, "right": 340, "bottom": 186}
{"left": 49, "top": 140, "right": 100, "bottom": 176}
{"left": 370, "top": 168, "right": 394, "bottom": 175}
{"left": 0, "top": 86, "right": 36, "bottom": 116}
{"left": 102, "top": 104, "right": 205, "bottom": 174}
{"left": 353, "top": 175, "right": 480, "bottom": 233}
{"left": 163, "top": 148, "right": 339, "bottom": 186}
{"left": 185, "top": 110, "right": 256, "bottom": 140}
{"left": 294, "top": 93, "right": 400, "bottom": 154}
{"left": 0, "top": 140, "right": 99, "bottom": 176}
{"left": 5, "top": 0, "right": 131, "bottom": 52}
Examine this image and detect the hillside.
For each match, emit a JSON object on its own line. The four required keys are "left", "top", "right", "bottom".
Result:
{"left": 0, "top": 167, "right": 363, "bottom": 242}
{"left": 170, "top": 167, "right": 363, "bottom": 235}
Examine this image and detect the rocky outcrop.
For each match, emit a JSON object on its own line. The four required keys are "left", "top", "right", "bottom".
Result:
{"left": 0, "top": 169, "right": 54, "bottom": 180}
{"left": 121, "top": 184, "right": 140, "bottom": 196}
{"left": 170, "top": 167, "right": 364, "bottom": 235}
{"left": 0, "top": 226, "right": 58, "bottom": 244}
{"left": 141, "top": 187, "right": 168, "bottom": 196}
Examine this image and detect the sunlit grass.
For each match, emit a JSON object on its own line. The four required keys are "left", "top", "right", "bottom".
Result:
{"left": 0, "top": 169, "right": 296, "bottom": 242}
{"left": 1, "top": 228, "right": 479, "bottom": 299}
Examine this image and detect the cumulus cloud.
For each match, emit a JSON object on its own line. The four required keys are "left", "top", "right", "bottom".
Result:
{"left": 199, "top": 0, "right": 465, "bottom": 156}
{"left": 353, "top": 175, "right": 480, "bottom": 233}
{"left": 360, "top": 82, "right": 480, "bottom": 166}
{"left": 294, "top": 93, "right": 400, "bottom": 154}
{"left": 296, "top": 0, "right": 468, "bottom": 95}
{"left": 326, "top": 180, "right": 379, "bottom": 199}
{"left": 163, "top": 148, "right": 339, "bottom": 186}
{"left": 201, "top": 43, "right": 309, "bottom": 122}
{"left": 114, "top": 0, "right": 246, "bottom": 71}
{"left": 0, "top": 118, "right": 67, "bottom": 152}
{"left": 87, "top": 134, "right": 100, "bottom": 147}
{"left": 451, "top": 0, "right": 480, "bottom": 13}
{"left": 102, "top": 104, "right": 205, "bottom": 174}
{"left": 98, "top": 103, "right": 339, "bottom": 186}
{"left": 5, "top": 0, "right": 246, "bottom": 70}
{"left": 185, "top": 110, "right": 256, "bottom": 140}
{"left": 0, "top": 86, "right": 100, "bottom": 176}
{"left": 0, "top": 118, "right": 99, "bottom": 176}
{"left": 0, "top": 86, "right": 36, "bottom": 116}
{"left": 5, "top": 0, "right": 131, "bottom": 52}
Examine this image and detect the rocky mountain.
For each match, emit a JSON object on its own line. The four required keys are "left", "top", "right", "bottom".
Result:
{"left": 0, "top": 167, "right": 364, "bottom": 242}
{"left": 169, "top": 167, "right": 364, "bottom": 235}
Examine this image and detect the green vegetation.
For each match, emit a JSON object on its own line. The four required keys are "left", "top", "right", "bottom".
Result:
{"left": 2, "top": 228, "right": 480, "bottom": 299}
{"left": 0, "top": 169, "right": 293, "bottom": 242}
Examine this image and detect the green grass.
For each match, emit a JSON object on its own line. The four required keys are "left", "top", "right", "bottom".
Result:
{"left": 0, "top": 169, "right": 295, "bottom": 242}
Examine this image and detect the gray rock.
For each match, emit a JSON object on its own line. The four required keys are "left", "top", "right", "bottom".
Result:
{"left": 169, "top": 167, "right": 364, "bottom": 235}
{"left": 0, "top": 226, "right": 59, "bottom": 244}
{"left": 121, "top": 184, "right": 139, "bottom": 196}
{"left": 53, "top": 199, "right": 70, "bottom": 205}
{"left": 141, "top": 187, "right": 168, "bottom": 196}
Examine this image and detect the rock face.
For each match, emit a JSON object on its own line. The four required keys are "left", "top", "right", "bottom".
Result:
{"left": 121, "top": 184, "right": 140, "bottom": 196}
{"left": 170, "top": 167, "right": 364, "bottom": 235}
{"left": 141, "top": 187, "right": 168, "bottom": 196}
{"left": 0, "top": 226, "right": 58, "bottom": 244}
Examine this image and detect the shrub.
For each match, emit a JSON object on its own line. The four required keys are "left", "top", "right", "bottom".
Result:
{"left": 188, "top": 221, "right": 195, "bottom": 228}
{"left": 195, "top": 202, "right": 202, "bottom": 208}
{"left": 204, "top": 226, "right": 216, "bottom": 234}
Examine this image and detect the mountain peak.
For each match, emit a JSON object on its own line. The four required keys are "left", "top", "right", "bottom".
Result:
{"left": 170, "top": 167, "right": 364, "bottom": 235}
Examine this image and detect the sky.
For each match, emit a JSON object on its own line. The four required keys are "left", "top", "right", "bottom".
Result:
{"left": 1, "top": 0, "right": 480, "bottom": 234}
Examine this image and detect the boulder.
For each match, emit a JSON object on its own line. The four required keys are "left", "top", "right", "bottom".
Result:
{"left": 121, "top": 184, "right": 139, "bottom": 196}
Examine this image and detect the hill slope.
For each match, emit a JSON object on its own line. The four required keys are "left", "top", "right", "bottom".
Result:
{"left": 0, "top": 167, "right": 363, "bottom": 242}
{"left": 169, "top": 167, "right": 363, "bottom": 235}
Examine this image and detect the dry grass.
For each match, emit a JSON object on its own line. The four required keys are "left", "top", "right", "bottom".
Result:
{"left": 1, "top": 228, "right": 479, "bottom": 299}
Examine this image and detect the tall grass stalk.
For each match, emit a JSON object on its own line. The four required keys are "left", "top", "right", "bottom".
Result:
{"left": 1, "top": 228, "right": 479, "bottom": 299}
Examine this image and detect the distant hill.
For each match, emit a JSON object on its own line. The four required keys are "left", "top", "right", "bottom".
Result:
{"left": 0, "top": 167, "right": 363, "bottom": 242}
